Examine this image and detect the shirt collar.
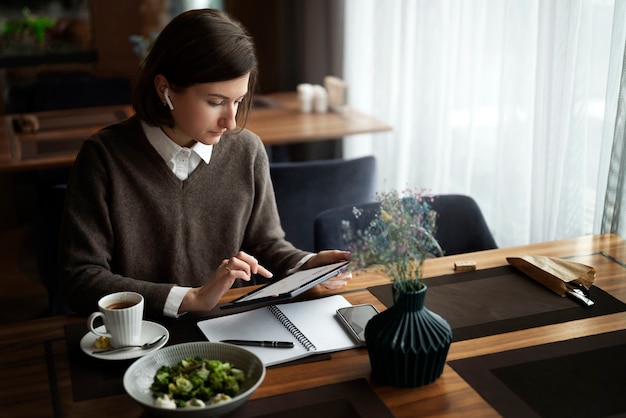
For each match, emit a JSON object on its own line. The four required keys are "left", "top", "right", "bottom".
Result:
{"left": 141, "top": 121, "right": 213, "bottom": 165}
{"left": 192, "top": 140, "right": 213, "bottom": 164}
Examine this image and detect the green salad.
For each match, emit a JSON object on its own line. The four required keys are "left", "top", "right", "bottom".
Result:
{"left": 150, "top": 357, "right": 245, "bottom": 409}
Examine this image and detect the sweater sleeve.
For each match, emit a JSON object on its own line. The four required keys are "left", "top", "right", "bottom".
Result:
{"left": 57, "top": 128, "right": 175, "bottom": 318}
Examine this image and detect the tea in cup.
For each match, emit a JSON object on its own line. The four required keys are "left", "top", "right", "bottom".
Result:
{"left": 87, "top": 292, "right": 144, "bottom": 348}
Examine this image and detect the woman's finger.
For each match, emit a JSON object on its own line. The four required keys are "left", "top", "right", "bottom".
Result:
{"left": 225, "top": 252, "right": 273, "bottom": 279}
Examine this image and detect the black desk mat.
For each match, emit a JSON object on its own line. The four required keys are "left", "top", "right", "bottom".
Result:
{"left": 448, "top": 329, "right": 626, "bottom": 418}
{"left": 368, "top": 265, "right": 626, "bottom": 341}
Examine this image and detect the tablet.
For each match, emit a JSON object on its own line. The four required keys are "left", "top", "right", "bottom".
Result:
{"left": 221, "top": 261, "right": 349, "bottom": 309}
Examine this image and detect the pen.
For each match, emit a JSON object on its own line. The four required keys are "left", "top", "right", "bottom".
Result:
{"left": 221, "top": 339, "right": 294, "bottom": 348}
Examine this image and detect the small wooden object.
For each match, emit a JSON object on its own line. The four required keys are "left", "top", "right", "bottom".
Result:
{"left": 454, "top": 261, "right": 477, "bottom": 271}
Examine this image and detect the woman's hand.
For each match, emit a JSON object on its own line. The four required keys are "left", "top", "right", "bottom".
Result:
{"left": 302, "top": 250, "right": 352, "bottom": 290}
{"left": 180, "top": 251, "right": 273, "bottom": 313}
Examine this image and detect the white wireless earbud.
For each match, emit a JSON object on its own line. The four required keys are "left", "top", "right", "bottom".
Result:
{"left": 164, "top": 88, "right": 174, "bottom": 110}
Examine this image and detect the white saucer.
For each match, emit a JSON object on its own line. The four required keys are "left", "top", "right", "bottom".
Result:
{"left": 80, "top": 320, "right": 169, "bottom": 361}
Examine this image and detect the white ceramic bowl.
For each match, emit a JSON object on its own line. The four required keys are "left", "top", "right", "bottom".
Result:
{"left": 123, "top": 342, "right": 265, "bottom": 417}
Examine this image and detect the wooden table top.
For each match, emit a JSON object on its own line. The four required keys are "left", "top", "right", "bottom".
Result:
{"left": 0, "top": 92, "right": 391, "bottom": 173}
{"left": 1, "top": 233, "right": 624, "bottom": 417}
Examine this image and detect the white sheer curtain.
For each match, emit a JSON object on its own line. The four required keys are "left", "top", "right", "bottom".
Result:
{"left": 598, "top": 0, "right": 626, "bottom": 237}
{"left": 343, "top": 0, "right": 622, "bottom": 248}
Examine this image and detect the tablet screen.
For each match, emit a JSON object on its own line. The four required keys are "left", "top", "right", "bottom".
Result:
{"left": 236, "top": 261, "right": 349, "bottom": 303}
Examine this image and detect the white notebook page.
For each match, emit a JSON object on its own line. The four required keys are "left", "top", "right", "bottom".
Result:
{"left": 197, "top": 295, "right": 357, "bottom": 366}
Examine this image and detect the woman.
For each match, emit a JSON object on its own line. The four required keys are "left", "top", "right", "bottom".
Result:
{"left": 58, "top": 9, "right": 350, "bottom": 319}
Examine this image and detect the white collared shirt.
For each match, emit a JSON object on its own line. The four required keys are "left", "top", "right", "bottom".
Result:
{"left": 142, "top": 121, "right": 213, "bottom": 180}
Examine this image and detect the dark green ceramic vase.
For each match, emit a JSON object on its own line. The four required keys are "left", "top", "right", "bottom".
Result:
{"left": 364, "top": 283, "right": 452, "bottom": 387}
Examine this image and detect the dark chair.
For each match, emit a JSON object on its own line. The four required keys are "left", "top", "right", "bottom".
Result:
{"left": 314, "top": 194, "right": 497, "bottom": 255}
{"left": 270, "top": 156, "right": 377, "bottom": 252}
{"left": 35, "top": 183, "right": 72, "bottom": 316}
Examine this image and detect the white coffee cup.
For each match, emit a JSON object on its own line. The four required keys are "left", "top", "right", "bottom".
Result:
{"left": 297, "top": 83, "right": 314, "bottom": 113}
{"left": 87, "top": 292, "right": 144, "bottom": 348}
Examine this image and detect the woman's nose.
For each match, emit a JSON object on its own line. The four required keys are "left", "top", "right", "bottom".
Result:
{"left": 219, "top": 104, "right": 238, "bottom": 130}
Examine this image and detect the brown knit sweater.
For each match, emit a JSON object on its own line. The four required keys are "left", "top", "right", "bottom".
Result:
{"left": 58, "top": 116, "right": 309, "bottom": 318}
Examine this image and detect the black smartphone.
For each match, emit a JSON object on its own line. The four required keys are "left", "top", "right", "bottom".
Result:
{"left": 336, "top": 304, "right": 379, "bottom": 346}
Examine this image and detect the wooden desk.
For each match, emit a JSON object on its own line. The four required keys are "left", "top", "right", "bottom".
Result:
{"left": 246, "top": 92, "right": 391, "bottom": 145}
{"left": 0, "top": 92, "right": 391, "bottom": 173}
{"left": 1, "top": 234, "right": 624, "bottom": 417}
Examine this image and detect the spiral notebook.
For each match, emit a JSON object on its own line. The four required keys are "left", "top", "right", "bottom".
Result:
{"left": 197, "top": 295, "right": 359, "bottom": 366}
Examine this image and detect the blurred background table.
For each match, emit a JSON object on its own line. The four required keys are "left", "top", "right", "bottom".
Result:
{"left": 0, "top": 92, "right": 391, "bottom": 173}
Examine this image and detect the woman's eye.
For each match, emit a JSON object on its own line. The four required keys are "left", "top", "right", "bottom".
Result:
{"left": 208, "top": 99, "right": 243, "bottom": 108}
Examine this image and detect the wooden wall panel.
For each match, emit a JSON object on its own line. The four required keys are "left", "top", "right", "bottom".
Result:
{"left": 90, "top": 0, "right": 143, "bottom": 79}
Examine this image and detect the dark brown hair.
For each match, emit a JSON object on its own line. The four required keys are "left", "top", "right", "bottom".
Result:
{"left": 132, "top": 9, "right": 258, "bottom": 127}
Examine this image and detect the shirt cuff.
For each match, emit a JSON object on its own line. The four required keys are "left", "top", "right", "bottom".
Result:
{"left": 164, "top": 286, "right": 192, "bottom": 318}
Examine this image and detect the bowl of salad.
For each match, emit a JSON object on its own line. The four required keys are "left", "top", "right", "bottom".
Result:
{"left": 123, "top": 342, "right": 266, "bottom": 417}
